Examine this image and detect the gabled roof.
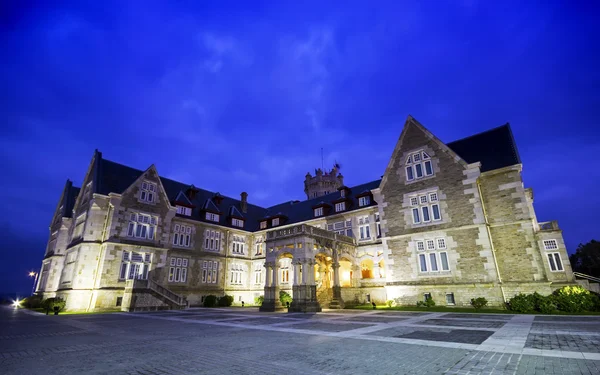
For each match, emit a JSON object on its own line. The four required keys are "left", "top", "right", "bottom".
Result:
{"left": 174, "top": 191, "right": 194, "bottom": 206}
{"left": 229, "top": 205, "right": 244, "bottom": 219}
{"left": 202, "top": 198, "right": 221, "bottom": 213}
{"left": 446, "top": 124, "right": 521, "bottom": 172}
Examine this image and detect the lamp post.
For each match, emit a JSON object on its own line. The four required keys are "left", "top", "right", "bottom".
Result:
{"left": 29, "top": 271, "right": 39, "bottom": 296}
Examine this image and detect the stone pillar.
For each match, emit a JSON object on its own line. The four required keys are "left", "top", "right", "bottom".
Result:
{"left": 372, "top": 261, "right": 380, "bottom": 279}
{"left": 289, "top": 258, "right": 321, "bottom": 313}
{"left": 293, "top": 261, "right": 301, "bottom": 286}
{"left": 260, "top": 261, "right": 284, "bottom": 312}
{"left": 329, "top": 248, "right": 345, "bottom": 309}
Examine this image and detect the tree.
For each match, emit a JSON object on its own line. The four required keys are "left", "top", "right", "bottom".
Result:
{"left": 569, "top": 240, "right": 600, "bottom": 277}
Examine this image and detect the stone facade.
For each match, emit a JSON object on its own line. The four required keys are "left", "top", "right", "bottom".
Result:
{"left": 36, "top": 116, "right": 575, "bottom": 311}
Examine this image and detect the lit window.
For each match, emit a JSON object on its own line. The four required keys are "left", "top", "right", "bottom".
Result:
{"left": 201, "top": 261, "right": 219, "bottom": 283}
{"left": 168, "top": 257, "right": 188, "bottom": 283}
{"left": 272, "top": 218, "right": 280, "bottom": 226}
{"left": 405, "top": 150, "right": 434, "bottom": 182}
{"left": 260, "top": 221, "right": 267, "bottom": 229}
{"left": 140, "top": 182, "right": 157, "bottom": 203}
{"left": 547, "top": 253, "right": 564, "bottom": 272}
{"left": 409, "top": 192, "right": 441, "bottom": 225}
{"left": 358, "top": 216, "right": 371, "bottom": 241}
{"left": 176, "top": 205, "right": 192, "bottom": 216}
{"left": 543, "top": 240, "right": 558, "bottom": 250}
{"left": 335, "top": 202, "right": 346, "bottom": 212}
{"left": 127, "top": 213, "right": 157, "bottom": 240}
{"left": 416, "top": 237, "right": 450, "bottom": 274}
{"left": 358, "top": 196, "right": 371, "bottom": 207}
{"left": 255, "top": 237, "right": 264, "bottom": 255}
{"left": 230, "top": 263, "right": 246, "bottom": 285}
{"left": 232, "top": 218, "right": 244, "bottom": 228}
{"left": 205, "top": 212, "right": 219, "bottom": 222}
{"left": 172, "top": 223, "right": 192, "bottom": 247}
{"left": 314, "top": 207, "right": 323, "bottom": 217}
{"left": 119, "top": 251, "right": 152, "bottom": 280}
{"left": 254, "top": 263, "right": 263, "bottom": 284}
{"left": 204, "top": 230, "right": 221, "bottom": 252}
{"left": 232, "top": 235, "right": 245, "bottom": 254}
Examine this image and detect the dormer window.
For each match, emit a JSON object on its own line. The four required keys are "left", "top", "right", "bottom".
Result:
{"left": 406, "top": 151, "right": 434, "bottom": 181}
{"left": 314, "top": 207, "right": 323, "bottom": 217}
{"left": 260, "top": 221, "right": 267, "bottom": 229}
{"left": 272, "top": 218, "right": 280, "bottom": 226}
{"left": 206, "top": 212, "right": 219, "bottom": 222}
{"left": 140, "top": 182, "right": 157, "bottom": 203}
{"left": 232, "top": 218, "right": 244, "bottom": 228}
{"left": 340, "top": 190, "right": 345, "bottom": 198}
{"left": 358, "top": 196, "right": 371, "bottom": 207}
{"left": 176, "top": 205, "right": 192, "bottom": 216}
{"left": 335, "top": 202, "right": 346, "bottom": 212}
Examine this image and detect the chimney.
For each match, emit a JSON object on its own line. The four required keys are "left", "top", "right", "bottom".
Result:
{"left": 240, "top": 192, "right": 248, "bottom": 213}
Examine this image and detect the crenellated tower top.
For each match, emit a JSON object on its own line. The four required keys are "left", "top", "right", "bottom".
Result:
{"left": 304, "top": 163, "right": 344, "bottom": 200}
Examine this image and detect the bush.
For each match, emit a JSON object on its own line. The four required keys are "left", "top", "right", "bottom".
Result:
{"left": 386, "top": 300, "right": 394, "bottom": 307}
{"left": 470, "top": 297, "right": 488, "bottom": 310}
{"left": 254, "top": 295, "right": 264, "bottom": 306}
{"left": 508, "top": 293, "right": 535, "bottom": 313}
{"left": 22, "top": 295, "right": 43, "bottom": 308}
{"left": 416, "top": 298, "right": 436, "bottom": 308}
{"left": 279, "top": 291, "right": 293, "bottom": 306}
{"left": 552, "top": 286, "right": 594, "bottom": 313}
{"left": 203, "top": 295, "right": 218, "bottom": 308}
{"left": 41, "top": 297, "right": 66, "bottom": 312}
{"left": 218, "top": 295, "right": 233, "bottom": 307}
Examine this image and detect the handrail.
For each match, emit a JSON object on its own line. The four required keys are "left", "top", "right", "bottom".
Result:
{"left": 147, "top": 279, "right": 187, "bottom": 306}
{"left": 573, "top": 272, "right": 600, "bottom": 284}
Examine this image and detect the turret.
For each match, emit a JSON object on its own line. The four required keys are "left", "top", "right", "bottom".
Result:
{"left": 304, "top": 164, "right": 344, "bottom": 200}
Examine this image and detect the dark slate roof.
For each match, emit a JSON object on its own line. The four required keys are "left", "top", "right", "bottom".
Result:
{"left": 64, "top": 185, "right": 80, "bottom": 218}
{"left": 264, "top": 179, "right": 381, "bottom": 225}
{"left": 446, "top": 124, "right": 521, "bottom": 172}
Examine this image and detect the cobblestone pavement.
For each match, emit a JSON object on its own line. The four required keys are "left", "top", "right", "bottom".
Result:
{"left": 1, "top": 306, "right": 600, "bottom": 374}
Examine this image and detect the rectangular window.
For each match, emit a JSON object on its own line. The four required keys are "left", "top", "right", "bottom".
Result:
{"left": 358, "top": 196, "right": 371, "bottom": 207}
{"left": 419, "top": 254, "right": 427, "bottom": 272}
{"left": 358, "top": 216, "right": 371, "bottom": 240}
{"left": 314, "top": 207, "right": 323, "bottom": 217}
{"left": 119, "top": 251, "right": 151, "bottom": 281}
{"left": 375, "top": 213, "right": 381, "bottom": 238}
{"left": 410, "top": 197, "right": 419, "bottom": 206}
{"left": 406, "top": 166, "right": 414, "bottom": 181}
{"left": 232, "top": 235, "right": 245, "bottom": 254}
{"left": 415, "top": 164, "right": 423, "bottom": 178}
{"left": 437, "top": 238, "right": 446, "bottom": 249}
{"left": 127, "top": 213, "right": 157, "bottom": 240}
{"left": 172, "top": 223, "right": 192, "bottom": 247}
{"left": 429, "top": 253, "right": 438, "bottom": 271}
{"left": 422, "top": 206, "right": 430, "bottom": 222}
{"left": 202, "top": 261, "right": 219, "bottom": 283}
{"left": 205, "top": 212, "right": 219, "bottom": 222}
{"left": 416, "top": 241, "right": 425, "bottom": 252}
{"left": 440, "top": 252, "right": 449, "bottom": 271}
{"left": 176, "top": 206, "right": 192, "bottom": 216}
{"left": 424, "top": 160, "right": 433, "bottom": 176}
{"left": 432, "top": 204, "right": 441, "bottom": 221}
{"left": 260, "top": 221, "right": 267, "bottom": 229}
{"left": 232, "top": 218, "right": 244, "bottom": 228}
{"left": 419, "top": 195, "right": 428, "bottom": 204}
{"left": 204, "top": 230, "right": 221, "bottom": 252}
{"left": 73, "top": 213, "right": 87, "bottom": 239}
{"left": 140, "top": 181, "right": 156, "bottom": 203}
{"left": 406, "top": 150, "right": 435, "bottom": 182}
{"left": 429, "top": 192, "right": 438, "bottom": 202}
{"left": 547, "top": 253, "right": 564, "bottom": 271}
{"left": 426, "top": 239, "right": 435, "bottom": 250}
{"left": 335, "top": 202, "right": 346, "bottom": 212}
{"left": 424, "top": 293, "right": 432, "bottom": 302}
{"left": 254, "top": 265, "right": 263, "bottom": 284}
{"left": 446, "top": 293, "right": 455, "bottom": 305}
{"left": 272, "top": 218, "right": 280, "bottom": 226}
{"left": 412, "top": 208, "right": 420, "bottom": 224}
{"left": 543, "top": 240, "right": 558, "bottom": 250}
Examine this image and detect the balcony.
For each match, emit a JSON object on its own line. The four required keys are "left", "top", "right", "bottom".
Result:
{"left": 538, "top": 220, "right": 560, "bottom": 231}
{"left": 266, "top": 224, "right": 355, "bottom": 245}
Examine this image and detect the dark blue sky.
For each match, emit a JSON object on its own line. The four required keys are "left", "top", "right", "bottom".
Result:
{"left": 1, "top": 1, "right": 599, "bottom": 294}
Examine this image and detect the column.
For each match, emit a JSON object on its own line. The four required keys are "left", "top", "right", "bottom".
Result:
{"left": 265, "top": 262, "right": 272, "bottom": 287}
{"left": 293, "top": 261, "right": 302, "bottom": 286}
{"left": 307, "top": 259, "right": 316, "bottom": 286}
{"left": 372, "top": 261, "right": 380, "bottom": 279}
{"left": 332, "top": 262, "right": 341, "bottom": 287}
{"left": 272, "top": 261, "right": 280, "bottom": 287}
{"left": 301, "top": 259, "right": 308, "bottom": 285}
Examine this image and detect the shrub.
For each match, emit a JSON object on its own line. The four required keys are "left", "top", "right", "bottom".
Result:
{"left": 470, "top": 297, "right": 488, "bottom": 310}
{"left": 279, "top": 291, "right": 293, "bottom": 306}
{"left": 218, "top": 295, "right": 233, "bottom": 307}
{"left": 508, "top": 293, "right": 535, "bottom": 313}
{"left": 22, "top": 295, "right": 43, "bottom": 309}
{"left": 41, "top": 297, "right": 66, "bottom": 312}
{"left": 254, "top": 295, "right": 264, "bottom": 306}
{"left": 203, "top": 295, "right": 218, "bottom": 308}
{"left": 386, "top": 300, "right": 394, "bottom": 307}
{"left": 537, "top": 295, "right": 558, "bottom": 314}
{"left": 416, "top": 298, "right": 436, "bottom": 308}
{"left": 552, "top": 285, "right": 594, "bottom": 313}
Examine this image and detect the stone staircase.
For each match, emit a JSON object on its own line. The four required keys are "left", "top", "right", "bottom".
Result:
{"left": 123, "top": 279, "right": 188, "bottom": 312}
{"left": 317, "top": 287, "right": 333, "bottom": 307}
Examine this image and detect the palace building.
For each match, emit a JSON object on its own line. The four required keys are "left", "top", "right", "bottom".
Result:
{"left": 35, "top": 116, "right": 575, "bottom": 312}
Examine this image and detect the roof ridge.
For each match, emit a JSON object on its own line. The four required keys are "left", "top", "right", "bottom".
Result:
{"left": 446, "top": 123, "right": 510, "bottom": 145}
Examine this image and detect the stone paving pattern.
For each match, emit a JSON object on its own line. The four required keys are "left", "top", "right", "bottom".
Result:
{"left": 1, "top": 306, "right": 600, "bottom": 374}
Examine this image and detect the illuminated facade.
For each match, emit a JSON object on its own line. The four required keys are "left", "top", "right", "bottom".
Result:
{"left": 36, "top": 116, "right": 575, "bottom": 311}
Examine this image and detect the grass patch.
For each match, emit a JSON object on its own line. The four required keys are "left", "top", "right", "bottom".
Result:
{"left": 346, "top": 304, "right": 600, "bottom": 315}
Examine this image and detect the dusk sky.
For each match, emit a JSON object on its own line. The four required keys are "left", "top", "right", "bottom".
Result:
{"left": 1, "top": 1, "right": 599, "bottom": 294}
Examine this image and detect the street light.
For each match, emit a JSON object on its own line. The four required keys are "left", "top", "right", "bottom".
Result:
{"left": 29, "top": 271, "right": 39, "bottom": 296}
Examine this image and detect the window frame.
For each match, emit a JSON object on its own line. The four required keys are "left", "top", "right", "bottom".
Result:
{"left": 543, "top": 239, "right": 558, "bottom": 250}
{"left": 547, "top": 252, "right": 564, "bottom": 272}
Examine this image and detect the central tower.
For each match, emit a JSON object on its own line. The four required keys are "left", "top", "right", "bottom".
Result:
{"left": 304, "top": 164, "right": 344, "bottom": 200}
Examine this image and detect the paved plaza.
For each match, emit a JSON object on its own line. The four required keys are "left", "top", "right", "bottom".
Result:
{"left": 1, "top": 306, "right": 600, "bottom": 374}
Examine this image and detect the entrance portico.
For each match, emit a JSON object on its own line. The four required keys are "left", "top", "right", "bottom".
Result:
{"left": 259, "top": 224, "right": 356, "bottom": 312}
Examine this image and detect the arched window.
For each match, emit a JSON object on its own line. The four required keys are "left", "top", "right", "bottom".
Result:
{"left": 406, "top": 150, "right": 434, "bottom": 181}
